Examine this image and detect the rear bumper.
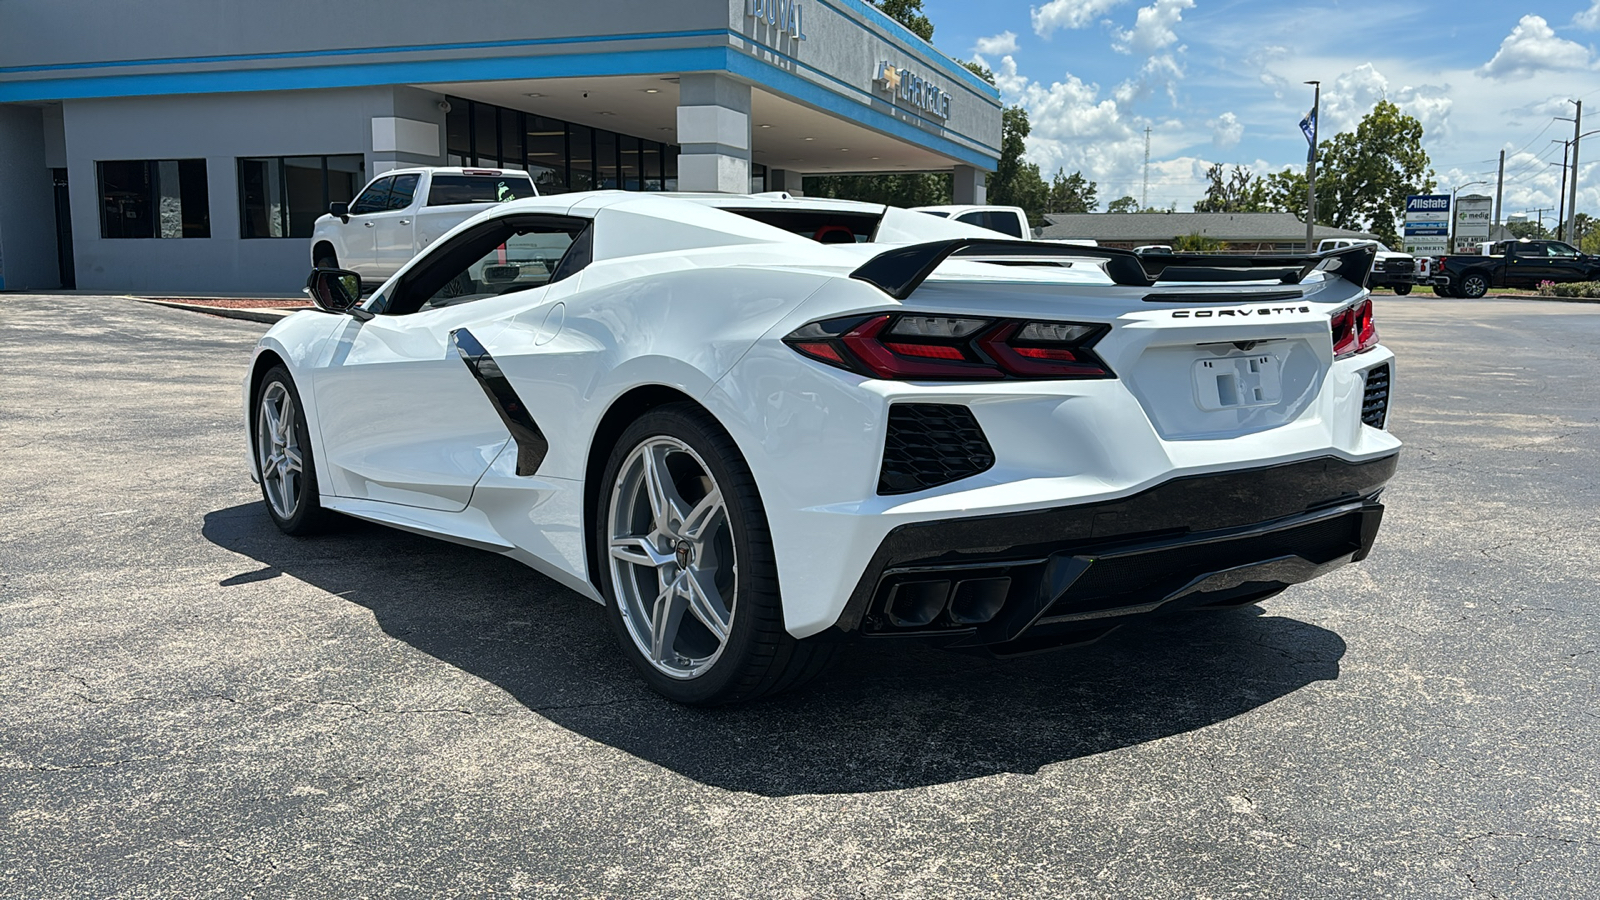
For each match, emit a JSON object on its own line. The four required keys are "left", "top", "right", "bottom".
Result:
{"left": 838, "top": 453, "right": 1397, "bottom": 653}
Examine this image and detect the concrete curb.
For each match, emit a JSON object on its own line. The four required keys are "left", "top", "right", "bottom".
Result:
{"left": 126, "top": 296, "right": 301, "bottom": 325}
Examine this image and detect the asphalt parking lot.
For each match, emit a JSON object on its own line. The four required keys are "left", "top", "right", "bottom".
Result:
{"left": 2, "top": 293, "right": 1597, "bottom": 898}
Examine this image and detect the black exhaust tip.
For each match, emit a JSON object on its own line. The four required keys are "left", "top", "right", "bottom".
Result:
{"left": 948, "top": 577, "right": 1010, "bottom": 624}
{"left": 885, "top": 580, "right": 950, "bottom": 627}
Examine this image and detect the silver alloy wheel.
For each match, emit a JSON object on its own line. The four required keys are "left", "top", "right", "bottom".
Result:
{"left": 607, "top": 436, "right": 737, "bottom": 679}
{"left": 1462, "top": 274, "right": 1489, "bottom": 298}
{"left": 256, "top": 381, "right": 305, "bottom": 520}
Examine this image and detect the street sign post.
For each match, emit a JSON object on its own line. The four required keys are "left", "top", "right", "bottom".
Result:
{"left": 1404, "top": 194, "right": 1451, "bottom": 257}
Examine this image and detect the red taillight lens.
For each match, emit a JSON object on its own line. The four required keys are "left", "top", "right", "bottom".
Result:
{"left": 784, "top": 313, "right": 1112, "bottom": 380}
{"left": 1332, "top": 298, "right": 1379, "bottom": 359}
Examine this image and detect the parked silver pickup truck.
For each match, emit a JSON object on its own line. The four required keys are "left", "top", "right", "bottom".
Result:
{"left": 310, "top": 167, "right": 537, "bottom": 285}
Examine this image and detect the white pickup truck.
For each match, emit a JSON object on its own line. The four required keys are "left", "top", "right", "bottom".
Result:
{"left": 1315, "top": 238, "right": 1421, "bottom": 294}
{"left": 311, "top": 167, "right": 538, "bottom": 284}
{"left": 911, "top": 204, "right": 1032, "bottom": 239}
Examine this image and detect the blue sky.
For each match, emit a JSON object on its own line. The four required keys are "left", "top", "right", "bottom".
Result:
{"left": 927, "top": 0, "right": 1600, "bottom": 223}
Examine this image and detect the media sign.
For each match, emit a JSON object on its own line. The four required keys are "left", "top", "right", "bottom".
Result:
{"left": 1453, "top": 195, "right": 1494, "bottom": 254}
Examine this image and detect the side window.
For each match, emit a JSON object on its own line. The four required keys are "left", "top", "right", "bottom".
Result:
{"left": 379, "top": 216, "right": 591, "bottom": 315}
{"left": 955, "top": 211, "right": 985, "bottom": 228}
{"left": 350, "top": 177, "right": 393, "bottom": 215}
{"left": 988, "top": 211, "right": 1025, "bottom": 238}
{"left": 386, "top": 173, "right": 420, "bottom": 210}
{"left": 1549, "top": 243, "right": 1578, "bottom": 258}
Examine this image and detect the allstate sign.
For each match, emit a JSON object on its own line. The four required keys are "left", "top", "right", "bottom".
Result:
{"left": 1406, "top": 195, "right": 1451, "bottom": 214}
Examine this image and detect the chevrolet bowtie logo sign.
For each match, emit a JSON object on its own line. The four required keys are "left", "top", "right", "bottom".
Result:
{"left": 874, "top": 61, "right": 951, "bottom": 120}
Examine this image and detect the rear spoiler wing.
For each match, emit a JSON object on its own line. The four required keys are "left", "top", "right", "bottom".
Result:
{"left": 849, "top": 239, "right": 1376, "bottom": 300}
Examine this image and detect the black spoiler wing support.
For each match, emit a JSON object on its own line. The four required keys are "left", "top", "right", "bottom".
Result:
{"left": 848, "top": 239, "right": 1377, "bottom": 300}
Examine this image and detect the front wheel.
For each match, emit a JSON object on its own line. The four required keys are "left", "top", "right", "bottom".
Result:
{"left": 1393, "top": 284, "right": 1412, "bottom": 296}
{"left": 254, "top": 367, "right": 331, "bottom": 535}
{"left": 1459, "top": 272, "right": 1490, "bottom": 299}
{"left": 596, "top": 404, "right": 834, "bottom": 705}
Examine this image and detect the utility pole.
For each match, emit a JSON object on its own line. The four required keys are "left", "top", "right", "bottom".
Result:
{"left": 1304, "top": 80, "right": 1321, "bottom": 252}
{"left": 1141, "top": 126, "right": 1151, "bottom": 210}
{"left": 1494, "top": 149, "right": 1505, "bottom": 232}
{"left": 1569, "top": 100, "right": 1583, "bottom": 245}
{"left": 1553, "top": 139, "right": 1571, "bottom": 240}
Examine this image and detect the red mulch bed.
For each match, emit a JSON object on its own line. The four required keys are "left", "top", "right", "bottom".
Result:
{"left": 149, "top": 298, "right": 310, "bottom": 308}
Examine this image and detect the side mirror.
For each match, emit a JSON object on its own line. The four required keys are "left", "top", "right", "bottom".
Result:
{"left": 329, "top": 201, "right": 350, "bottom": 223}
{"left": 306, "top": 268, "right": 370, "bottom": 319}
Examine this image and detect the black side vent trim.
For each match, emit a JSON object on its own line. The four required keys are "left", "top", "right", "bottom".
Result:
{"left": 450, "top": 328, "right": 549, "bottom": 476}
{"left": 1361, "top": 364, "right": 1391, "bottom": 429}
{"left": 878, "top": 404, "right": 995, "bottom": 495}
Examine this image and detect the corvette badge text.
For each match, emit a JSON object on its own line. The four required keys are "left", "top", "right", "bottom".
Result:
{"left": 1171, "top": 306, "right": 1313, "bottom": 318}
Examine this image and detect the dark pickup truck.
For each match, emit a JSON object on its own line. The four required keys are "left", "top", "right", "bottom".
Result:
{"left": 1434, "top": 239, "right": 1600, "bottom": 298}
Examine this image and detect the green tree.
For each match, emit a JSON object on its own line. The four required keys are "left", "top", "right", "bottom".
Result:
{"left": 1046, "top": 169, "right": 1099, "bottom": 213}
{"left": 1508, "top": 219, "right": 1550, "bottom": 239}
{"left": 1173, "top": 232, "right": 1223, "bottom": 252}
{"left": 1265, "top": 100, "right": 1433, "bottom": 247}
{"left": 986, "top": 105, "right": 1048, "bottom": 222}
{"left": 1194, "top": 164, "right": 1269, "bottom": 213}
{"left": 1107, "top": 195, "right": 1141, "bottom": 214}
{"left": 871, "top": 0, "right": 934, "bottom": 40}
{"left": 802, "top": 172, "right": 952, "bottom": 207}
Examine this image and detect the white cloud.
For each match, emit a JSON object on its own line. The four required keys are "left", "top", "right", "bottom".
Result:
{"left": 1575, "top": 1, "right": 1600, "bottom": 30}
{"left": 1030, "top": 0, "right": 1126, "bottom": 37}
{"left": 973, "top": 31, "right": 1020, "bottom": 56}
{"left": 1210, "top": 111, "right": 1243, "bottom": 150}
{"left": 1113, "top": 53, "right": 1186, "bottom": 106}
{"left": 1314, "top": 63, "right": 1453, "bottom": 139}
{"left": 1479, "top": 15, "right": 1595, "bottom": 80}
{"left": 1112, "top": 0, "right": 1195, "bottom": 55}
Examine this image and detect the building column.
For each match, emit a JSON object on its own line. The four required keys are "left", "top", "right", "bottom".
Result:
{"left": 676, "top": 74, "right": 751, "bottom": 193}
{"left": 767, "top": 168, "right": 805, "bottom": 196}
{"left": 952, "top": 164, "right": 988, "bottom": 205}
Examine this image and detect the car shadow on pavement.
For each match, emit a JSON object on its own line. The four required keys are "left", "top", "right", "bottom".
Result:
{"left": 204, "top": 502, "right": 1346, "bottom": 797}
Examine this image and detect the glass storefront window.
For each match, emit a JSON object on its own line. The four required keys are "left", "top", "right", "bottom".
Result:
{"left": 619, "top": 134, "right": 640, "bottom": 191}
{"left": 499, "top": 108, "right": 524, "bottom": 171}
{"left": 594, "top": 130, "right": 618, "bottom": 189}
{"left": 640, "top": 142, "right": 662, "bottom": 191}
{"left": 98, "top": 159, "right": 210, "bottom": 239}
{"left": 525, "top": 115, "right": 568, "bottom": 193}
{"left": 444, "top": 96, "right": 679, "bottom": 194}
{"left": 238, "top": 154, "right": 364, "bottom": 238}
{"left": 473, "top": 103, "right": 498, "bottom": 167}
{"left": 569, "top": 123, "right": 595, "bottom": 192}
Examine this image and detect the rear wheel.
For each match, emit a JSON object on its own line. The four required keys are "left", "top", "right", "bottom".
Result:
{"left": 1432, "top": 284, "right": 1457, "bottom": 298}
{"left": 596, "top": 404, "right": 834, "bottom": 705}
{"left": 254, "top": 367, "right": 331, "bottom": 536}
{"left": 1459, "top": 272, "right": 1490, "bottom": 299}
{"left": 1393, "top": 284, "right": 1412, "bottom": 296}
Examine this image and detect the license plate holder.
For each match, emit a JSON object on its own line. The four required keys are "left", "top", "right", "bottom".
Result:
{"left": 1193, "top": 354, "right": 1283, "bottom": 411}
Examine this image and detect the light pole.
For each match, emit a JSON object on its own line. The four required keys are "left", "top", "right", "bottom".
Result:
{"left": 1450, "top": 180, "right": 1489, "bottom": 251}
{"left": 1304, "top": 81, "right": 1320, "bottom": 252}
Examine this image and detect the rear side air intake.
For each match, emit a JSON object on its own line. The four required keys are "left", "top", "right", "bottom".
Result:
{"left": 1362, "top": 364, "right": 1391, "bottom": 429}
{"left": 878, "top": 403, "right": 995, "bottom": 495}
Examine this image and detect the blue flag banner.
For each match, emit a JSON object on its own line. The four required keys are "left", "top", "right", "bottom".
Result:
{"left": 1299, "top": 110, "right": 1316, "bottom": 145}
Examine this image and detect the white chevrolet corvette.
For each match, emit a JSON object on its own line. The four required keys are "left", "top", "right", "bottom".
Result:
{"left": 245, "top": 190, "right": 1399, "bottom": 704}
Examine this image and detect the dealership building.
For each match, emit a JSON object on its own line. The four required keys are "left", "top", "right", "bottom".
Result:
{"left": 0, "top": 0, "right": 1000, "bottom": 294}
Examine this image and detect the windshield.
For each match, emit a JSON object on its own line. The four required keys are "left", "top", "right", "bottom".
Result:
{"left": 427, "top": 174, "right": 537, "bottom": 206}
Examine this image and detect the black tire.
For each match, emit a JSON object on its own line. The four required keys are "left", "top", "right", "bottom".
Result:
{"left": 1459, "top": 271, "right": 1490, "bottom": 299}
{"left": 1432, "top": 284, "right": 1457, "bottom": 298}
{"left": 253, "top": 366, "right": 332, "bottom": 536}
{"left": 1393, "top": 284, "right": 1412, "bottom": 296}
{"left": 595, "top": 403, "right": 835, "bottom": 705}
{"left": 313, "top": 245, "right": 338, "bottom": 270}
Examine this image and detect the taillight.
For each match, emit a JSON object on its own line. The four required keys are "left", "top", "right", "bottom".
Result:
{"left": 784, "top": 313, "right": 1112, "bottom": 380}
{"left": 1331, "top": 298, "right": 1379, "bottom": 359}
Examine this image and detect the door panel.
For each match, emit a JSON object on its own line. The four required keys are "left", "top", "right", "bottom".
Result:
{"left": 311, "top": 290, "right": 555, "bottom": 511}
{"left": 373, "top": 173, "right": 421, "bottom": 279}
{"left": 342, "top": 176, "right": 391, "bottom": 278}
